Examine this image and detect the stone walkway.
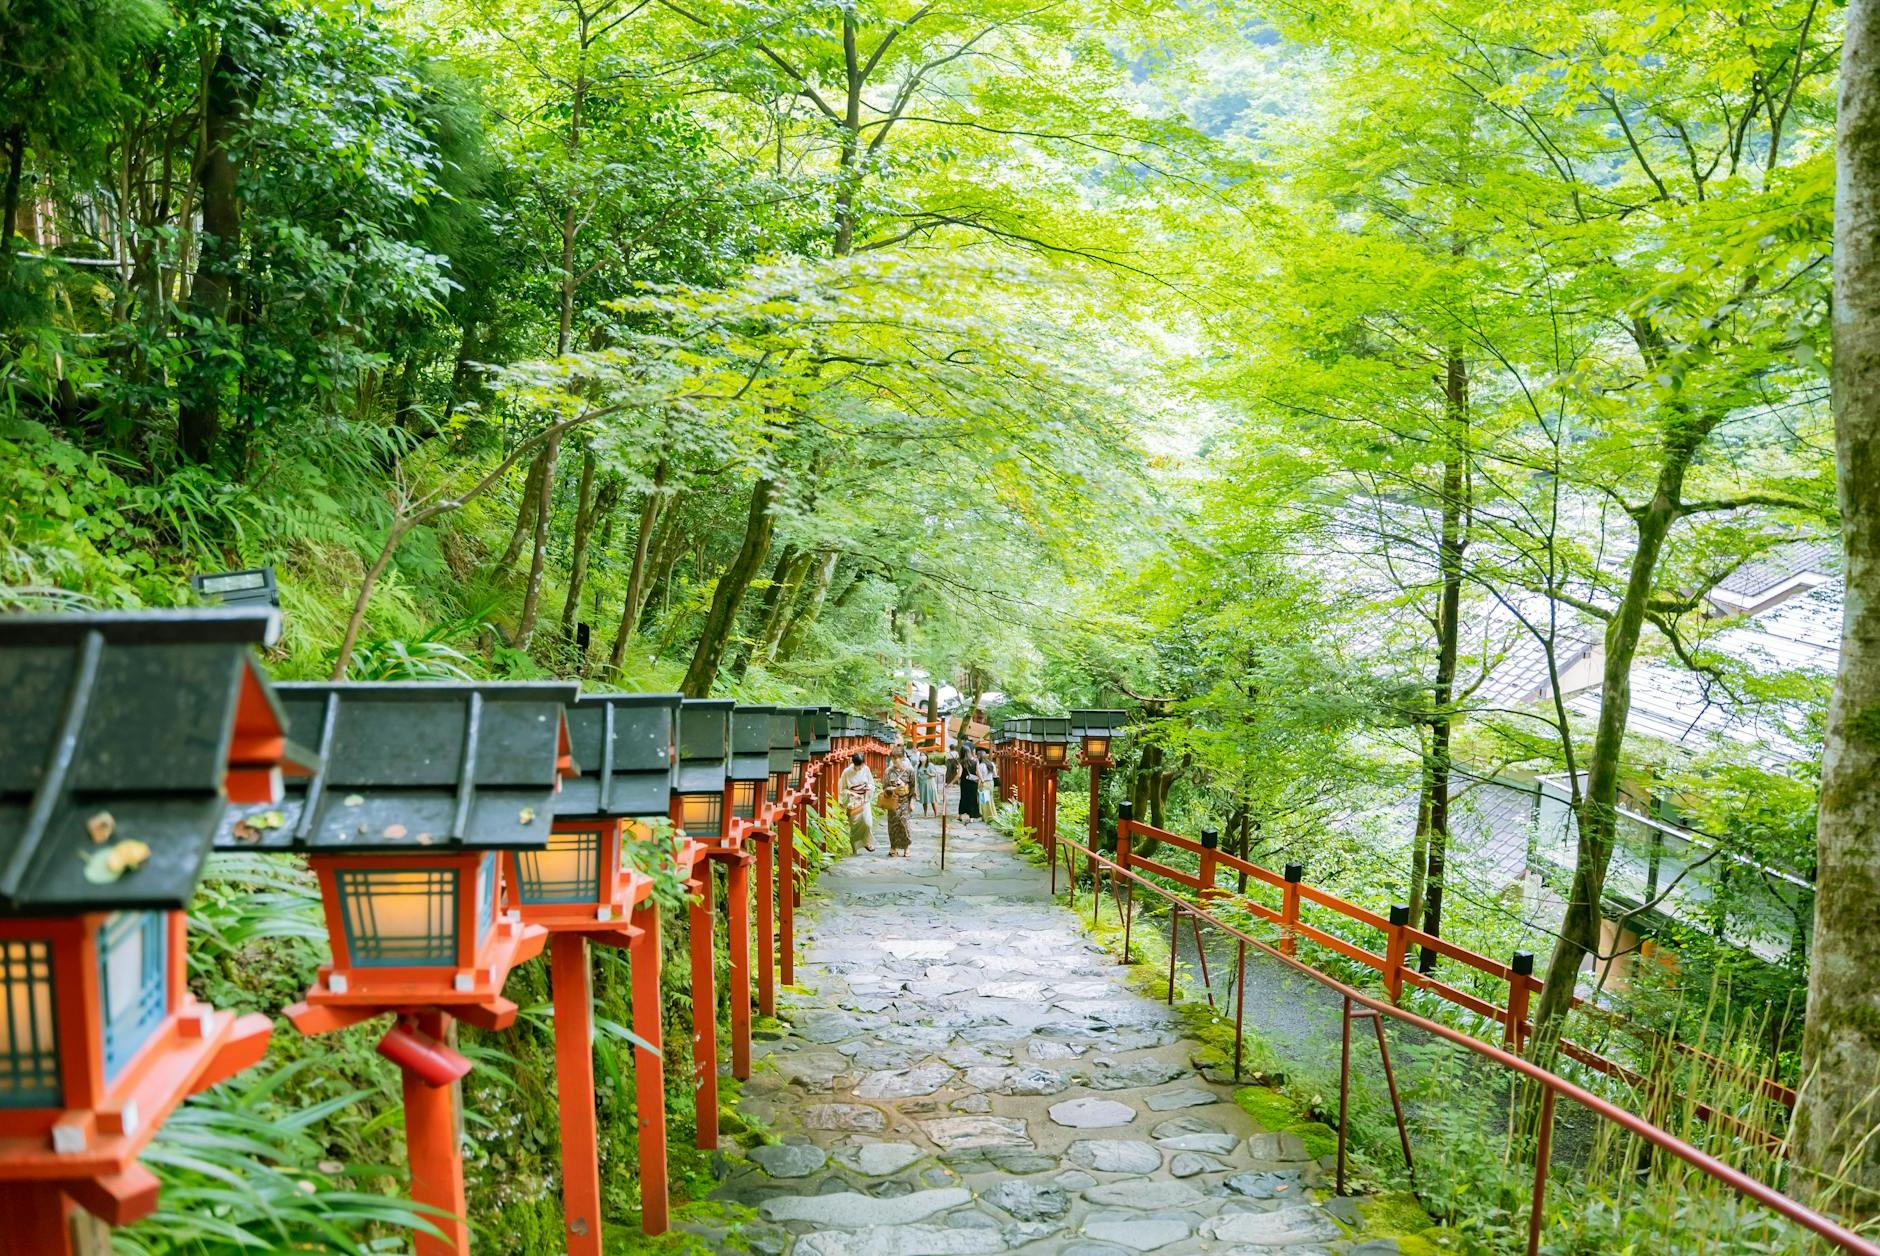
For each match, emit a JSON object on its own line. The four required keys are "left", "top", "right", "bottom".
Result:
{"left": 718, "top": 811, "right": 1367, "bottom": 1254}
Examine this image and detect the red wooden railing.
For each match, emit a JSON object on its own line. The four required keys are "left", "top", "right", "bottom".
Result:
{"left": 1110, "top": 817, "right": 1800, "bottom": 1134}
{"left": 1052, "top": 822, "right": 1874, "bottom": 1256}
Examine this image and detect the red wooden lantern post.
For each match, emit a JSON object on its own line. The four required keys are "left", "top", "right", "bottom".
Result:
{"left": 502, "top": 691, "right": 682, "bottom": 1247}
{"left": 811, "top": 715, "right": 830, "bottom": 846}
{"left": 1072, "top": 709, "right": 1126, "bottom": 895}
{"left": 727, "top": 705, "right": 784, "bottom": 1081}
{"left": 0, "top": 611, "right": 297, "bottom": 1256}
{"left": 1071, "top": 711, "right": 1125, "bottom": 847}
{"left": 1036, "top": 717, "right": 1071, "bottom": 861}
{"left": 779, "top": 709, "right": 826, "bottom": 988}
{"left": 751, "top": 710, "right": 796, "bottom": 1017}
{"left": 227, "top": 682, "right": 574, "bottom": 1256}
{"left": 674, "top": 699, "right": 736, "bottom": 1150}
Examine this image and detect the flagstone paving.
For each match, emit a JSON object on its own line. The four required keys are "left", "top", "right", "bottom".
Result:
{"left": 714, "top": 812, "right": 1389, "bottom": 1254}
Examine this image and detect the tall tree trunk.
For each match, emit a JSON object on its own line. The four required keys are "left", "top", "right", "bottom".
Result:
{"left": 177, "top": 41, "right": 245, "bottom": 464}
{"left": 558, "top": 447, "right": 602, "bottom": 642}
{"left": 1796, "top": 0, "right": 1880, "bottom": 1209}
{"left": 1, "top": 126, "right": 22, "bottom": 269}
{"left": 391, "top": 352, "right": 419, "bottom": 433}
{"left": 1529, "top": 421, "right": 1704, "bottom": 1059}
{"left": 639, "top": 496, "right": 689, "bottom": 629}
{"left": 500, "top": 447, "right": 547, "bottom": 568}
{"left": 681, "top": 478, "right": 776, "bottom": 696}
{"left": 515, "top": 429, "right": 561, "bottom": 647}
{"left": 776, "top": 550, "right": 838, "bottom": 662}
{"left": 833, "top": 15, "right": 862, "bottom": 257}
{"left": 443, "top": 321, "right": 478, "bottom": 423}
{"left": 608, "top": 461, "right": 666, "bottom": 677}
{"left": 1420, "top": 348, "right": 1469, "bottom": 973}
{"left": 750, "top": 548, "right": 814, "bottom": 668}
{"left": 1408, "top": 733, "right": 1433, "bottom": 923}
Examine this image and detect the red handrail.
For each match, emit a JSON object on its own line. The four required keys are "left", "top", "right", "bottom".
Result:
{"left": 1065, "top": 828, "right": 1875, "bottom": 1255}
{"left": 1118, "top": 818, "right": 1798, "bottom": 1115}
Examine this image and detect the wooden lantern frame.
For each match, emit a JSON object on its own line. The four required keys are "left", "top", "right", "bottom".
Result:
{"left": 499, "top": 691, "right": 682, "bottom": 1246}
{"left": 222, "top": 680, "right": 575, "bottom": 1256}
{"left": 0, "top": 611, "right": 300, "bottom": 1250}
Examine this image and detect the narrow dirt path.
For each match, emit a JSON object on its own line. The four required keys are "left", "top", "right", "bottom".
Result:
{"left": 713, "top": 809, "right": 1360, "bottom": 1254}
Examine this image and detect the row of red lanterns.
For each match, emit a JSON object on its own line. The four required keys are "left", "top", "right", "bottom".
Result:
{"left": 0, "top": 609, "right": 891, "bottom": 1256}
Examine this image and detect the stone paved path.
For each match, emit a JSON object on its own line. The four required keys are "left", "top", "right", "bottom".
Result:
{"left": 719, "top": 811, "right": 1363, "bottom": 1254}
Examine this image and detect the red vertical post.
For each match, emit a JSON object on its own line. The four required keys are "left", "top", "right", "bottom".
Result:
{"left": 0, "top": 1184, "right": 81, "bottom": 1256}
{"left": 1280, "top": 862, "right": 1304, "bottom": 958}
{"left": 629, "top": 903, "right": 668, "bottom": 1235}
{"left": 728, "top": 855, "right": 752, "bottom": 1080}
{"left": 690, "top": 866, "right": 719, "bottom": 1149}
{"left": 404, "top": 1010, "right": 470, "bottom": 1256}
{"left": 1383, "top": 905, "right": 1410, "bottom": 1002}
{"left": 779, "top": 807, "right": 797, "bottom": 987}
{"left": 1506, "top": 951, "right": 1535, "bottom": 1054}
{"left": 550, "top": 934, "right": 603, "bottom": 1256}
{"left": 756, "top": 828, "right": 776, "bottom": 1016}
{"left": 1043, "top": 765, "right": 1058, "bottom": 861}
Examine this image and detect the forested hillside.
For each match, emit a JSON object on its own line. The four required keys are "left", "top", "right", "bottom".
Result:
{"left": 5, "top": 0, "right": 1878, "bottom": 1250}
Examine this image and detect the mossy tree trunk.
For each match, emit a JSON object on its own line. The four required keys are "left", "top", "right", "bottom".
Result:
{"left": 1796, "top": 0, "right": 1880, "bottom": 1211}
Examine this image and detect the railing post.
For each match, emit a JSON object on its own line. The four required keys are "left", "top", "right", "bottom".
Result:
{"left": 1383, "top": 904, "right": 1410, "bottom": 1002}
{"left": 1528, "top": 1088, "right": 1556, "bottom": 1256}
{"left": 1198, "top": 827, "right": 1219, "bottom": 900}
{"left": 1506, "top": 951, "right": 1534, "bottom": 1055}
{"left": 1167, "top": 903, "right": 1181, "bottom": 1004}
{"left": 1280, "top": 862, "right": 1304, "bottom": 957}
{"left": 1043, "top": 766, "right": 1059, "bottom": 867}
{"left": 1233, "top": 937, "right": 1247, "bottom": 1081}
{"left": 1088, "top": 761, "right": 1104, "bottom": 919}
{"left": 1336, "top": 994, "right": 1352, "bottom": 1196}
{"left": 1117, "top": 803, "right": 1134, "bottom": 963}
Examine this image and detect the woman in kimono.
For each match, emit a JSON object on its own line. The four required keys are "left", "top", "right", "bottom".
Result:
{"left": 913, "top": 746, "right": 938, "bottom": 815}
{"left": 978, "top": 748, "right": 999, "bottom": 818}
{"left": 838, "top": 751, "right": 875, "bottom": 853}
{"left": 882, "top": 751, "right": 919, "bottom": 857}
{"left": 957, "top": 746, "right": 981, "bottom": 822}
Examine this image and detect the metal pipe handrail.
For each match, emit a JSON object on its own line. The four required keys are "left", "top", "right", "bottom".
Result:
{"left": 1055, "top": 830, "right": 1876, "bottom": 1256}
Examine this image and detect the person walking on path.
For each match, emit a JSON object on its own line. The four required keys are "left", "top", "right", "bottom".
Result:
{"left": 979, "top": 748, "right": 999, "bottom": 819}
{"left": 882, "top": 750, "right": 918, "bottom": 857}
{"left": 956, "top": 745, "right": 981, "bottom": 822}
{"left": 839, "top": 751, "right": 875, "bottom": 853}
{"left": 914, "top": 746, "right": 938, "bottom": 816}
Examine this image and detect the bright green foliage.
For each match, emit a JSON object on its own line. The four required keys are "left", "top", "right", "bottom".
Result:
{"left": 0, "top": 0, "right": 1865, "bottom": 1248}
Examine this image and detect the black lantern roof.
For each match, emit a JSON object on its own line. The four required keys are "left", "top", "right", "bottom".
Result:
{"left": 1034, "top": 716, "right": 1071, "bottom": 744}
{"left": 677, "top": 698, "right": 734, "bottom": 792}
{"left": 730, "top": 705, "right": 775, "bottom": 782}
{"left": 558, "top": 692, "right": 680, "bottom": 818}
{"left": 0, "top": 609, "right": 299, "bottom": 914}
{"left": 219, "top": 681, "right": 576, "bottom": 854}
{"left": 1070, "top": 709, "right": 1129, "bottom": 738}
{"left": 792, "top": 709, "right": 816, "bottom": 763}
{"left": 769, "top": 709, "right": 800, "bottom": 775}
{"left": 191, "top": 565, "right": 280, "bottom": 609}
{"left": 811, "top": 706, "right": 831, "bottom": 752}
